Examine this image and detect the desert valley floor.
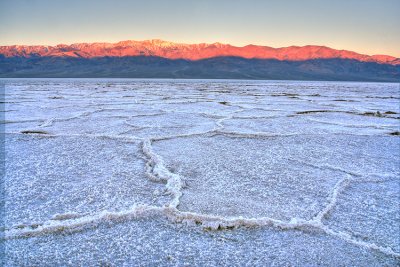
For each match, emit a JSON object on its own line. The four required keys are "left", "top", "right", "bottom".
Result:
{"left": 1, "top": 79, "right": 399, "bottom": 266}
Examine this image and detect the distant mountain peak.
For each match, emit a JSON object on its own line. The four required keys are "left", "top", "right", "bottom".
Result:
{"left": 0, "top": 39, "right": 399, "bottom": 65}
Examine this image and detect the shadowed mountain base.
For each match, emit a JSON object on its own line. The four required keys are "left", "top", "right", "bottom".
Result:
{"left": 0, "top": 56, "right": 399, "bottom": 81}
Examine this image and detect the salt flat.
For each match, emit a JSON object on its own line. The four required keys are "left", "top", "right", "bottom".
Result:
{"left": 1, "top": 79, "right": 399, "bottom": 266}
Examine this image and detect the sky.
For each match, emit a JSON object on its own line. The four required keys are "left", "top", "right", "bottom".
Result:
{"left": 0, "top": 0, "right": 399, "bottom": 57}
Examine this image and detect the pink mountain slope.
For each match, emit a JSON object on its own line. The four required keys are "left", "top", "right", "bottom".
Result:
{"left": 1, "top": 39, "right": 399, "bottom": 65}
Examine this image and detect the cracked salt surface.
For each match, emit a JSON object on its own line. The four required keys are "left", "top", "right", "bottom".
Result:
{"left": 1, "top": 79, "right": 399, "bottom": 266}
{"left": 4, "top": 134, "right": 169, "bottom": 228}
{"left": 153, "top": 134, "right": 347, "bottom": 220}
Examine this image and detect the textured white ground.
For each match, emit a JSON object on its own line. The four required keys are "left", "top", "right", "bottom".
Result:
{"left": 1, "top": 79, "right": 399, "bottom": 266}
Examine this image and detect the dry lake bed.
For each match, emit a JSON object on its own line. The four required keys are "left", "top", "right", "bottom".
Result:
{"left": 1, "top": 79, "right": 399, "bottom": 266}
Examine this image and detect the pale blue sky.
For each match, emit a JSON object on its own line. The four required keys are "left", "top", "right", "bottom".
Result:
{"left": 1, "top": 0, "right": 399, "bottom": 56}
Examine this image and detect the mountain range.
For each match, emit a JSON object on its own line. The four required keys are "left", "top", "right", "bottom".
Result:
{"left": 1, "top": 39, "right": 399, "bottom": 81}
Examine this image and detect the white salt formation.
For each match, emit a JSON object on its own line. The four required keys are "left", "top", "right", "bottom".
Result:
{"left": 1, "top": 79, "right": 399, "bottom": 266}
